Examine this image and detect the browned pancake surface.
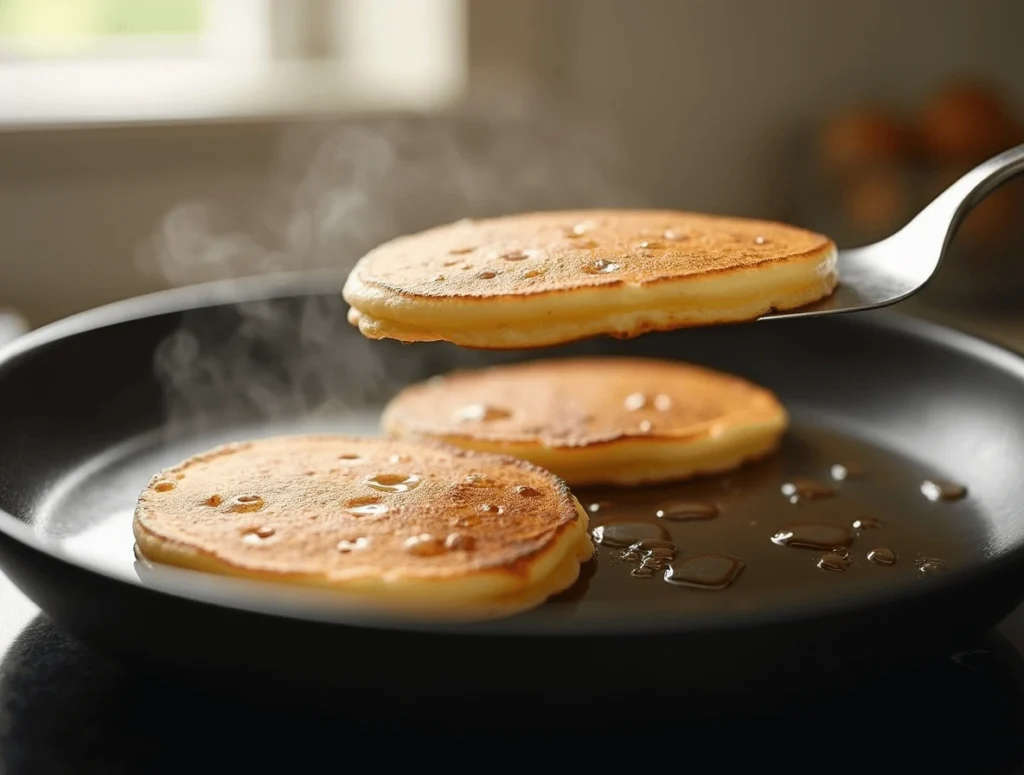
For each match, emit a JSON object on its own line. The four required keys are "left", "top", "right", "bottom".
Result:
{"left": 348, "top": 209, "right": 834, "bottom": 300}
{"left": 133, "top": 436, "right": 582, "bottom": 581}
{"left": 383, "top": 358, "right": 785, "bottom": 448}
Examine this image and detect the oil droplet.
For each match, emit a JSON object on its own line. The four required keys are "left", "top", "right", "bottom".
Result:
{"left": 663, "top": 229, "right": 687, "bottom": 241}
{"left": 523, "top": 269, "right": 546, "bottom": 279}
{"left": 463, "top": 473, "right": 497, "bottom": 488}
{"left": 780, "top": 478, "right": 837, "bottom": 502}
{"left": 477, "top": 270, "right": 497, "bottom": 280}
{"left": 588, "top": 501, "right": 611, "bottom": 513}
{"left": 449, "top": 247, "right": 475, "bottom": 255}
{"left": 592, "top": 520, "right": 671, "bottom": 548}
{"left": 226, "top": 495, "right": 265, "bottom": 513}
{"left": 830, "top": 462, "right": 864, "bottom": 481}
{"left": 363, "top": 473, "right": 422, "bottom": 493}
{"left": 445, "top": 532, "right": 476, "bottom": 551}
{"left": 771, "top": 523, "right": 853, "bottom": 550}
{"left": 754, "top": 236, "right": 767, "bottom": 245}
{"left": 584, "top": 258, "right": 621, "bottom": 274}
{"left": 388, "top": 454, "right": 411, "bottom": 464}
{"left": 204, "top": 494, "right": 223, "bottom": 507}
{"left": 514, "top": 485, "right": 541, "bottom": 497}
{"left": 638, "top": 420, "right": 653, "bottom": 433}
{"left": 664, "top": 555, "right": 745, "bottom": 590}
{"left": 404, "top": 533, "right": 446, "bottom": 557}
{"left": 575, "top": 239, "right": 599, "bottom": 249}
{"left": 631, "top": 566, "right": 656, "bottom": 578}
{"left": 852, "top": 516, "right": 885, "bottom": 530}
{"left": 637, "top": 241, "right": 662, "bottom": 250}
{"left": 917, "top": 557, "right": 947, "bottom": 575}
{"left": 569, "top": 223, "right": 591, "bottom": 236}
{"left": 153, "top": 479, "right": 176, "bottom": 492}
{"left": 338, "top": 454, "right": 362, "bottom": 463}
{"left": 431, "top": 274, "right": 445, "bottom": 282}
{"left": 242, "top": 526, "right": 275, "bottom": 545}
{"left": 453, "top": 403, "right": 512, "bottom": 422}
{"left": 653, "top": 394, "right": 672, "bottom": 411}
{"left": 656, "top": 501, "right": 718, "bottom": 521}
{"left": 479, "top": 503, "right": 505, "bottom": 515}
{"left": 455, "top": 513, "right": 482, "bottom": 527}
{"left": 501, "top": 250, "right": 530, "bottom": 261}
{"left": 817, "top": 552, "right": 851, "bottom": 572}
{"left": 868, "top": 547, "right": 897, "bottom": 565}
{"left": 623, "top": 392, "right": 647, "bottom": 412}
{"left": 632, "top": 539, "right": 677, "bottom": 552}
{"left": 442, "top": 260, "right": 460, "bottom": 267}
{"left": 337, "top": 537, "right": 370, "bottom": 553}
{"left": 921, "top": 479, "right": 967, "bottom": 502}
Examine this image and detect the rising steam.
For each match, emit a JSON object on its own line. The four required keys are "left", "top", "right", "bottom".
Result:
{"left": 142, "top": 96, "right": 650, "bottom": 429}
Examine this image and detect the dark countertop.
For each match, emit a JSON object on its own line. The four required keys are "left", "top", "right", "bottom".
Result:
{"left": 3, "top": 571, "right": 1024, "bottom": 773}
{"left": 5, "top": 301, "right": 1024, "bottom": 772}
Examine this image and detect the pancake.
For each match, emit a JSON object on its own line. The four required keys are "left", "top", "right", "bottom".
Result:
{"left": 133, "top": 435, "right": 593, "bottom": 620}
{"left": 343, "top": 209, "right": 837, "bottom": 349}
{"left": 382, "top": 358, "right": 788, "bottom": 486}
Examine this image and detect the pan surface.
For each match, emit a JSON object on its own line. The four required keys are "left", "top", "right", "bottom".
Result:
{"left": 1, "top": 274, "right": 1024, "bottom": 722}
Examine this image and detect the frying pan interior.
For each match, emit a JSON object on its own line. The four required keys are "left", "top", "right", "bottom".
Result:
{"left": 1, "top": 279, "right": 1024, "bottom": 715}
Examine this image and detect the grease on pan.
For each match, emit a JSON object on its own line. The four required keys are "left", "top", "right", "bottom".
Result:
{"left": 342, "top": 209, "right": 838, "bottom": 349}
{"left": 132, "top": 435, "right": 593, "bottom": 621}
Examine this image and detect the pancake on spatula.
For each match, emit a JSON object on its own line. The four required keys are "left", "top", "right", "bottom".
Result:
{"left": 382, "top": 358, "right": 787, "bottom": 486}
{"left": 343, "top": 209, "right": 837, "bottom": 349}
{"left": 133, "top": 436, "right": 593, "bottom": 620}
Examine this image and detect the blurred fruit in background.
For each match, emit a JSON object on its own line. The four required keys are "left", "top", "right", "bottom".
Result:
{"left": 918, "top": 81, "right": 1022, "bottom": 164}
{"left": 796, "top": 77, "right": 1024, "bottom": 309}
{"left": 818, "top": 105, "right": 913, "bottom": 180}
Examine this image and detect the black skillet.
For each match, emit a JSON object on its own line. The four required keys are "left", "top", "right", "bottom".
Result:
{"left": 1, "top": 271, "right": 1024, "bottom": 725}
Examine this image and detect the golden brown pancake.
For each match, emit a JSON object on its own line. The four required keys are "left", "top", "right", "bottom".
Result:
{"left": 343, "top": 209, "right": 837, "bottom": 349}
{"left": 133, "top": 435, "right": 593, "bottom": 620}
{"left": 382, "top": 358, "right": 788, "bottom": 486}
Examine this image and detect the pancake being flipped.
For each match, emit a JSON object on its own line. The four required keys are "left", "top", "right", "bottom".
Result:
{"left": 133, "top": 435, "right": 593, "bottom": 621}
{"left": 382, "top": 358, "right": 788, "bottom": 486}
{"left": 343, "top": 209, "right": 837, "bottom": 349}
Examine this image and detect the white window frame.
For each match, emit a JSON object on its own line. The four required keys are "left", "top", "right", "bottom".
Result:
{"left": 0, "top": 0, "right": 468, "bottom": 129}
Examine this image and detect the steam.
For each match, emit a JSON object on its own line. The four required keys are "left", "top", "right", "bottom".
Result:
{"left": 142, "top": 95, "right": 650, "bottom": 430}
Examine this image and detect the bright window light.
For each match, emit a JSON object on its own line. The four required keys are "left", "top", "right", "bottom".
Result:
{"left": 0, "top": 0, "right": 467, "bottom": 127}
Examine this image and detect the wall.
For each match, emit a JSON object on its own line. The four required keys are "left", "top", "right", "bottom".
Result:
{"left": 543, "top": 0, "right": 1024, "bottom": 216}
{"left": 1, "top": 0, "right": 1022, "bottom": 326}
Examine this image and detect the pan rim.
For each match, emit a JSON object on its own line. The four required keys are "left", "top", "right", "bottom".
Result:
{"left": 2, "top": 276, "right": 1024, "bottom": 637}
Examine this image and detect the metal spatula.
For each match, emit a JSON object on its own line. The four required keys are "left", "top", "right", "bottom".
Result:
{"left": 761, "top": 143, "right": 1024, "bottom": 321}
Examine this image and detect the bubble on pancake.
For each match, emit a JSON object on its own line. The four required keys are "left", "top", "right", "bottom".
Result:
{"left": 337, "top": 537, "right": 371, "bottom": 553}
{"left": 404, "top": 533, "right": 447, "bottom": 557}
{"left": 226, "top": 495, "right": 264, "bottom": 513}
{"left": 584, "top": 258, "right": 621, "bottom": 274}
{"left": 453, "top": 404, "right": 511, "bottom": 423}
{"left": 363, "top": 473, "right": 422, "bottom": 493}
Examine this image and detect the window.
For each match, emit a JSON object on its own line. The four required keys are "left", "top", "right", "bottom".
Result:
{"left": 0, "top": 0, "right": 468, "bottom": 126}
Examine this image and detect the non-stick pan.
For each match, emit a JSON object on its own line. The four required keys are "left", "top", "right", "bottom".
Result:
{"left": 1, "top": 272, "right": 1024, "bottom": 724}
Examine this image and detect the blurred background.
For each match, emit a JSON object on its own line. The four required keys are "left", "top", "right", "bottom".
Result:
{"left": 0, "top": 0, "right": 1022, "bottom": 344}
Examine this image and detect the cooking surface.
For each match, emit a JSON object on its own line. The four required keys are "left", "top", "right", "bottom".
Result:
{"left": 4, "top": 303, "right": 1024, "bottom": 769}
{"left": 29, "top": 411, "right": 987, "bottom": 624}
